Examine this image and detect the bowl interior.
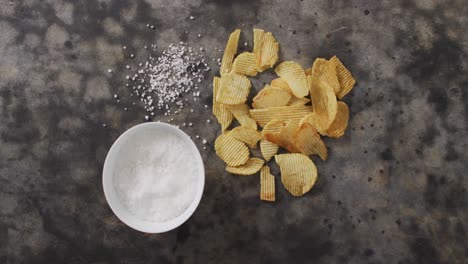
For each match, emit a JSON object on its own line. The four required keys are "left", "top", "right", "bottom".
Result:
{"left": 102, "top": 122, "right": 204, "bottom": 233}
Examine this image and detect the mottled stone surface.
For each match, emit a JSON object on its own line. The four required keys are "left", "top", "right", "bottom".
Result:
{"left": 0, "top": 0, "right": 467, "bottom": 263}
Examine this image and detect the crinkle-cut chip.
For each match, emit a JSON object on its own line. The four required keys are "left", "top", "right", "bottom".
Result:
{"left": 274, "top": 61, "right": 309, "bottom": 98}
{"left": 311, "top": 58, "right": 340, "bottom": 94}
{"left": 324, "top": 101, "right": 349, "bottom": 138}
{"left": 212, "top": 77, "right": 233, "bottom": 131}
{"left": 270, "top": 78, "right": 292, "bottom": 94}
{"left": 253, "top": 28, "right": 265, "bottom": 62}
{"left": 299, "top": 112, "right": 322, "bottom": 132}
{"left": 308, "top": 75, "right": 337, "bottom": 132}
{"left": 252, "top": 85, "right": 292, "bottom": 109}
{"left": 260, "top": 165, "right": 275, "bottom": 202}
{"left": 232, "top": 52, "right": 262, "bottom": 77}
{"left": 230, "top": 126, "right": 261, "bottom": 148}
{"left": 264, "top": 119, "right": 300, "bottom": 153}
{"left": 215, "top": 132, "right": 249, "bottom": 166}
{"left": 330, "top": 56, "right": 356, "bottom": 99}
{"left": 258, "top": 32, "right": 279, "bottom": 68}
{"left": 227, "top": 104, "right": 257, "bottom": 130}
{"left": 260, "top": 139, "right": 279, "bottom": 161}
{"left": 275, "top": 153, "right": 318, "bottom": 197}
{"left": 287, "top": 97, "right": 311, "bottom": 106}
{"left": 294, "top": 122, "right": 328, "bottom": 160}
{"left": 250, "top": 105, "right": 312, "bottom": 127}
{"left": 220, "top": 29, "right": 241, "bottom": 74}
{"left": 226, "top": 158, "right": 264, "bottom": 175}
{"left": 305, "top": 67, "right": 312, "bottom": 76}
{"left": 217, "top": 73, "right": 251, "bottom": 105}
{"left": 262, "top": 119, "right": 286, "bottom": 137}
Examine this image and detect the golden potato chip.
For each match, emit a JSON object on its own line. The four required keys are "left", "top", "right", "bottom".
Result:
{"left": 274, "top": 61, "right": 309, "bottom": 98}
{"left": 294, "top": 122, "right": 328, "bottom": 160}
{"left": 330, "top": 56, "right": 356, "bottom": 99}
{"left": 299, "top": 112, "right": 321, "bottom": 132}
{"left": 260, "top": 139, "right": 279, "bottom": 161}
{"left": 261, "top": 119, "right": 286, "bottom": 137}
{"left": 212, "top": 77, "right": 233, "bottom": 131}
{"left": 252, "top": 85, "right": 292, "bottom": 109}
{"left": 308, "top": 75, "right": 337, "bottom": 132}
{"left": 220, "top": 29, "right": 240, "bottom": 74}
{"left": 260, "top": 165, "right": 275, "bottom": 202}
{"left": 287, "top": 97, "right": 310, "bottom": 106}
{"left": 232, "top": 52, "right": 262, "bottom": 76}
{"left": 258, "top": 32, "right": 279, "bottom": 68}
{"left": 270, "top": 78, "right": 292, "bottom": 94}
{"left": 264, "top": 119, "right": 300, "bottom": 153}
{"left": 250, "top": 105, "right": 312, "bottom": 127}
{"left": 311, "top": 58, "right": 340, "bottom": 94}
{"left": 216, "top": 73, "right": 251, "bottom": 105}
{"left": 215, "top": 132, "right": 249, "bottom": 166}
{"left": 230, "top": 126, "right": 261, "bottom": 148}
{"left": 253, "top": 28, "right": 264, "bottom": 57}
{"left": 324, "top": 101, "right": 349, "bottom": 138}
{"left": 275, "top": 153, "right": 318, "bottom": 197}
{"left": 227, "top": 104, "right": 257, "bottom": 130}
{"left": 226, "top": 158, "right": 264, "bottom": 175}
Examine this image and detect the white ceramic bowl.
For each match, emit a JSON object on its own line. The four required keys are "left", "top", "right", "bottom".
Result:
{"left": 102, "top": 122, "right": 205, "bottom": 233}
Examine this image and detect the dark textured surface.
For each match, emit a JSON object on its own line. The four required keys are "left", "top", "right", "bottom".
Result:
{"left": 1, "top": 0, "right": 467, "bottom": 263}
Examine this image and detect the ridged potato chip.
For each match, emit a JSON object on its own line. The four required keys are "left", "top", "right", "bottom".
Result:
{"left": 330, "top": 56, "right": 356, "bottom": 99}
{"left": 260, "top": 165, "right": 275, "bottom": 202}
{"left": 264, "top": 119, "right": 300, "bottom": 153}
{"left": 275, "top": 153, "right": 318, "bottom": 197}
{"left": 270, "top": 78, "right": 292, "bottom": 94}
{"left": 220, "top": 29, "right": 240, "bottom": 74}
{"left": 287, "top": 97, "right": 310, "bottom": 106}
{"left": 324, "top": 101, "right": 349, "bottom": 138}
{"left": 253, "top": 29, "right": 279, "bottom": 69}
{"left": 212, "top": 77, "right": 233, "bottom": 131}
{"left": 230, "top": 126, "right": 261, "bottom": 148}
{"left": 299, "top": 112, "right": 321, "bottom": 132}
{"left": 308, "top": 75, "right": 337, "bottom": 132}
{"left": 294, "top": 122, "right": 328, "bottom": 160}
{"left": 232, "top": 52, "right": 262, "bottom": 76}
{"left": 217, "top": 73, "right": 251, "bottom": 105}
{"left": 311, "top": 58, "right": 340, "bottom": 94}
{"left": 215, "top": 132, "right": 249, "bottom": 166}
{"left": 262, "top": 119, "right": 286, "bottom": 136}
{"left": 252, "top": 85, "right": 292, "bottom": 109}
{"left": 250, "top": 105, "right": 312, "bottom": 127}
{"left": 260, "top": 139, "right": 279, "bottom": 161}
{"left": 274, "top": 61, "right": 309, "bottom": 98}
{"left": 226, "top": 158, "right": 265, "bottom": 175}
{"left": 227, "top": 104, "right": 257, "bottom": 130}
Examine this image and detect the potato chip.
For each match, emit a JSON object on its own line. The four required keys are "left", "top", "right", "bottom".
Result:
{"left": 287, "top": 97, "right": 310, "bottom": 106}
{"left": 260, "top": 139, "right": 279, "bottom": 161}
{"left": 294, "top": 122, "right": 328, "bottom": 160}
{"left": 230, "top": 126, "right": 261, "bottom": 148}
{"left": 252, "top": 85, "right": 292, "bottom": 109}
{"left": 253, "top": 28, "right": 264, "bottom": 57}
{"left": 212, "top": 77, "right": 233, "bottom": 131}
{"left": 264, "top": 119, "right": 300, "bottom": 153}
{"left": 217, "top": 73, "right": 251, "bottom": 105}
{"left": 261, "top": 119, "right": 286, "bottom": 136}
{"left": 275, "top": 153, "right": 318, "bottom": 196}
{"left": 226, "top": 158, "right": 264, "bottom": 175}
{"left": 299, "top": 112, "right": 321, "bottom": 131}
{"left": 330, "top": 56, "right": 356, "bottom": 99}
{"left": 215, "top": 132, "right": 249, "bottom": 166}
{"left": 253, "top": 29, "right": 279, "bottom": 69}
{"left": 260, "top": 165, "right": 275, "bottom": 202}
{"left": 232, "top": 52, "right": 262, "bottom": 76}
{"left": 308, "top": 75, "right": 337, "bottom": 132}
{"left": 270, "top": 78, "right": 292, "bottom": 94}
{"left": 274, "top": 61, "right": 309, "bottom": 98}
{"left": 220, "top": 29, "right": 240, "bottom": 74}
{"left": 324, "top": 101, "right": 349, "bottom": 138}
{"left": 311, "top": 58, "right": 340, "bottom": 94}
{"left": 227, "top": 104, "right": 257, "bottom": 130}
{"left": 250, "top": 105, "right": 312, "bottom": 127}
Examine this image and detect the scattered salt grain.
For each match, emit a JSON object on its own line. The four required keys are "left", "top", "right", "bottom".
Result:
{"left": 189, "top": 16, "right": 194, "bottom": 20}
{"left": 202, "top": 139, "right": 207, "bottom": 144}
{"left": 196, "top": 135, "right": 200, "bottom": 139}
{"left": 189, "top": 123, "right": 193, "bottom": 126}
{"left": 108, "top": 69, "right": 113, "bottom": 73}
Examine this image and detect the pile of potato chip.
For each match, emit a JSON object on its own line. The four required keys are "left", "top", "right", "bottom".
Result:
{"left": 213, "top": 28, "right": 356, "bottom": 202}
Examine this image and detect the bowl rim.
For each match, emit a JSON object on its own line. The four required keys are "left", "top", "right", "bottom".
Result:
{"left": 102, "top": 122, "right": 205, "bottom": 233}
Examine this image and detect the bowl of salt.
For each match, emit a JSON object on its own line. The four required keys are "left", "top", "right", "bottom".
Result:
{"left": 102, "top": 122, "right": 205, "bottom": 233}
